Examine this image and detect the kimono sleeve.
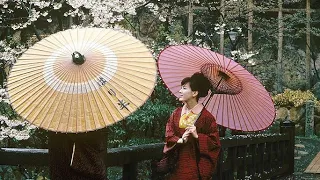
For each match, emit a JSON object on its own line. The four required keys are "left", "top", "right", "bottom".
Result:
{"left": 197, "top": 116, "right": 221, "bottom": 166}
{"left": 164, "top": 109, "right": 180, "bottom": 147}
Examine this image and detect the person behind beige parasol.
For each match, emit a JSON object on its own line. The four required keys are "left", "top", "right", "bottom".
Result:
{"left": 7, "top": 28, "right": 157, "bottom": 180}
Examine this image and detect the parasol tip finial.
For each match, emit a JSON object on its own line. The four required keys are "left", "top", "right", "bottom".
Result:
{"left": 72, "top": 51, "right": 85, "bottom": 65}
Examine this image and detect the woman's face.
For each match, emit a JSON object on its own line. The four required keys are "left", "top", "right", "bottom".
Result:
{"left": 179, "top": 82, "right": 196, "bottom": 102}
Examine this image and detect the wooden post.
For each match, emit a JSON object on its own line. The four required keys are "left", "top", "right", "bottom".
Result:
{"left": 280, "top": 120, "right": 295, "bottom": 175}
{"left": 277, "top": 0, "right": 284, "bottom": 93}
{"left": 257, "top": 143, "right": 265, "bottom": 178}
{"left": 123, "top": 163, "right": 138, "bottom": 180}
{"left": 306, "top": 0, "right": 311, "bottom": 89}
{"left": 214, "top": 149, "right": 224, "bottom": 180}
{"left": 305, "top": 100, "right": 315, "bottom": 137}
{"left": 237, "top": 146, "right": 246, "bottom": 179}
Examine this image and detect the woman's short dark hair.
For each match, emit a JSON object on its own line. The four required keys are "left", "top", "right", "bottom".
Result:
{"left": 181, "top": 72, "right": 211, "bottom": 99}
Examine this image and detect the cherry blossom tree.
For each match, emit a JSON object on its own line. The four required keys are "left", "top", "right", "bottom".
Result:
{"left": 0, "top": 0, "right": 152, "bottom": 142}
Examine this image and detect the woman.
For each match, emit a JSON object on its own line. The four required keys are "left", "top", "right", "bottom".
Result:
{"left": 164, "top": 72, "right": 221, "bottom": 180}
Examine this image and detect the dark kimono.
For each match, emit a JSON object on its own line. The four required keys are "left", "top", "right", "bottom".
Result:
{"left": 48, "top": 129, "right": 107, "bottom": 180}
{"left": 165, "top": 107, "right": 221, "bottom": 180}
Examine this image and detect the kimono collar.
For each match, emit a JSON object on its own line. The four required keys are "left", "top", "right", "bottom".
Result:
{"left": 181, "top": 103, "right": 204, "bottom": 115}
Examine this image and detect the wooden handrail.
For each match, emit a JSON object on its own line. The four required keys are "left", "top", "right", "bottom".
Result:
{"left": 0, "top": 134, "right": 288, "bottom": 166}
{"left": 0, "top": 143, "right": 164, "bottom": 167}
{"left": 0, "top": 121, "right": 295, "bottom": 179}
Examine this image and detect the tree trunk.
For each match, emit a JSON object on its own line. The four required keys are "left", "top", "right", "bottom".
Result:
{"left": 33, "top": 25, "right": 41, "bottom": 41}
{"left": 187, "top": 0, "right": 193, "bottom": 37}
{"left": 306, "top": 0, "right": 311, "bottom": 89}
{"left": 277, "top": 0, "right": 284, "bottom": 93}
{"left": 220, "top": 0, "right": 225, "bottom": 54}
{"left": 69, "top": 16, "right": 73, "bottom": 28}
{"left": 248, "top": 0, "right": 253, "bottom": 52}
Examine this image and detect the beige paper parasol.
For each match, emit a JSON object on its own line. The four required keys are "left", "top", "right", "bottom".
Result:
{"left": 7, "top": 28, "right": 157, "bottom": 133}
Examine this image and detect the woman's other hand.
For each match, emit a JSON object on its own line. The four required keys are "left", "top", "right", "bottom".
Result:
{"left": 185, "top": 125, "right": 198, "bottom": 138}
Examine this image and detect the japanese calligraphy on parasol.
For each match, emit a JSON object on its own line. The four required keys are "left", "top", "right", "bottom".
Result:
{"left": 7, "top": 28, "right": 157, "bottom": 133}
{"left": 158, "top": 45, "right": 275, "bottom": 131}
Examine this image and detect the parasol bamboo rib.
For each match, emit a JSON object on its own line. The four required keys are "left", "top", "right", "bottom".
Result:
{"left": 9, "top": 63, "right": 70, "bottom": 109}
{"left": 40, "top": 73, "right": 73, "bottom": 130}
{"left": 235, "top": 94, "right": 260, "bottom": 130}
{"left": 229, "top": 96, "right": 244, "bottom": 130}
{"left": 56, "top": 69, "right": 77, "bottom": 132}
{"left": 78, "top": 69, "right": 103, "bottom": 131}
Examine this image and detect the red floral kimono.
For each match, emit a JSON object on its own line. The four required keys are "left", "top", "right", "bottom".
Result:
{"left": 164, "top": 106, "right": 221, "bottom": 180}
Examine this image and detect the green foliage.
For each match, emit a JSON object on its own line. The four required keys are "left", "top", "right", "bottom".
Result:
{"left": 107, "top": 167, "right": 122, "bottom": 180}
{"left": 0, "top": 165, "right": 49, "bottom": 180}
{"left": 284, "top": 78, "right": 308, "bottom": 91}
{"left": 125, "top": 79, "right": 178, "bottom": 137}
{"left": 261, "top": 120, "right": 280, "bottom": 134}
{"left": 126, "top": 99, "right": 175, "bottom": 135}
{"left": 107, "top": 79, "right": 178, "bottom": 147}
{"left": 124, "top": 137, "right": 161, "bottom": 146}
{"left": 292, "top": 137, "right": 320, "bottom": 179}
{"left": 107, "top": 123, "right": 126, "bottom": 148}
{"left": 0, "top": 101, "right": 18, "bottom": 119}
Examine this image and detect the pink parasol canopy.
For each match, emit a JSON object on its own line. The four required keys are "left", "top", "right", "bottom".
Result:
{"left": 157, "top": 45, "right": 275, "bottom": 132}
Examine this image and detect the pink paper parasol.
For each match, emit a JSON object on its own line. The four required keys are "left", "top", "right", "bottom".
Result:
{"left": 158, "top": 45, "right": 275, "bottom": 131}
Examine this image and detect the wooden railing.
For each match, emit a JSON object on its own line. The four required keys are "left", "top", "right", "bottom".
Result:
{"left": 0, "top": 120, "right": 295, "bottom": 179}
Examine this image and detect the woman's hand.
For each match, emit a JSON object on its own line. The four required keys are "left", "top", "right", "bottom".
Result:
{"left": 178, "top": 126, "right": 198, "bottom": 144}
{"left": 177, "top": 131, "right": 189, "bottom": 144}
{"left": 181, "top": 131, "right": 190, "bottom": 143}
{"left": 185, "top": 125, "right": 198, "bottom": 138}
